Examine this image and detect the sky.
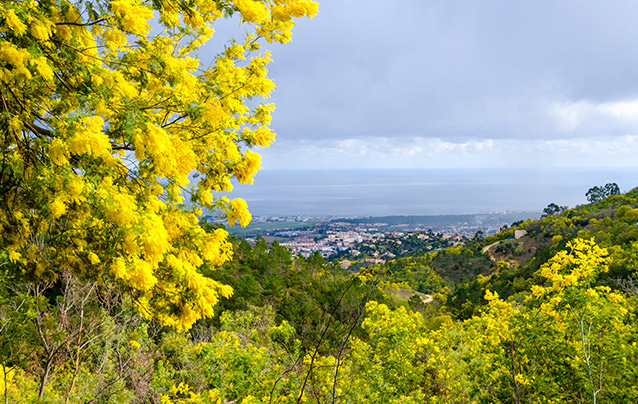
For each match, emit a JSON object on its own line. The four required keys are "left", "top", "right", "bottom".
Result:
{"left": 210, "top": 0, "right": 638, "bottom": 169}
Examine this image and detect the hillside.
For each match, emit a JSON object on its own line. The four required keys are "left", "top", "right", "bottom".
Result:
{"left": 2, "top": 188, "right": 638, "bottom": 403}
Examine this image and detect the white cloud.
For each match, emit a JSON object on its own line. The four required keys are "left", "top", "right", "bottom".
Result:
{"left": 551, "top": 102, "right": 589, "bottom": 131}
{"left": 550, "top": 98, "right": 638, "bottom": 133}
{"left": 258, "top": 135, "right": 638, "bottom": 169}
{"left": 600, "top": 100, "right": 638, "bottom": 121}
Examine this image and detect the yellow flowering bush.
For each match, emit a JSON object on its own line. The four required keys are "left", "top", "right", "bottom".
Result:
{"left": 0, "top": 0, "right": 317, "bottom": 330}
{"left": 457, "top": 238, "right": 638, "bottom": 403}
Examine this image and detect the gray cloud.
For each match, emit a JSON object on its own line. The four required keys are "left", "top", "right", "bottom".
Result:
{"left": 262, "top": 0, "right": 638, "bottom": 144}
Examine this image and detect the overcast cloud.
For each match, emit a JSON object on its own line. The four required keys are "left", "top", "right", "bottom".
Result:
{"left": 217, "top": 0, "right": 638, "bottom": 168}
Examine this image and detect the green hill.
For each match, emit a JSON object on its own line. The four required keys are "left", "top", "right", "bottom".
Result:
{"left": 2, "top": 187, "right": 638, "bottom": 403}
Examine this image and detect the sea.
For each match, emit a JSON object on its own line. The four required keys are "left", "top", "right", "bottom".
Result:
{"left": 220, "top": 167, "right": 638, "bottom": 217}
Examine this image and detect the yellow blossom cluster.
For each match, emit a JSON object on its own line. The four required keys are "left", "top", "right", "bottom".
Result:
{"left": 536, "top": 238, "right": 609, "bottom": 294}
{"left": 0, "top": 0, "right": 317, "bottom": 330}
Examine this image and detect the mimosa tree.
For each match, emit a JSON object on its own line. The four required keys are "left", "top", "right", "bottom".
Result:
{"left": 0, "top": 0, "right": 317, "bottom": 330}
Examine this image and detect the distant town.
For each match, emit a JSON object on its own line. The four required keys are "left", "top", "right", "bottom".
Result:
{"left": 204, "top": 211, "right": 539, "bottom": 268}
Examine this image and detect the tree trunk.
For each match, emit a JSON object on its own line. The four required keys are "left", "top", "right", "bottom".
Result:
{"left": 39, "top": 359, "right": 53, "bottom": 400}
{"left": 4, "top": 366, "right": 9, "bottom": 404}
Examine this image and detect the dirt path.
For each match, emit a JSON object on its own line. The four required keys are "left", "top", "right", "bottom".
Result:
{"left": 482, "top": 240, "right": 531, "bottom": 267}
{"left": 393, "top": 287, "right": 433, "bottom": 304}
{"left": 482, "top": 241, "right": 500, "bottom": 260}
{"left": 416, "top": 292, "right": 434, "bottom": 304}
